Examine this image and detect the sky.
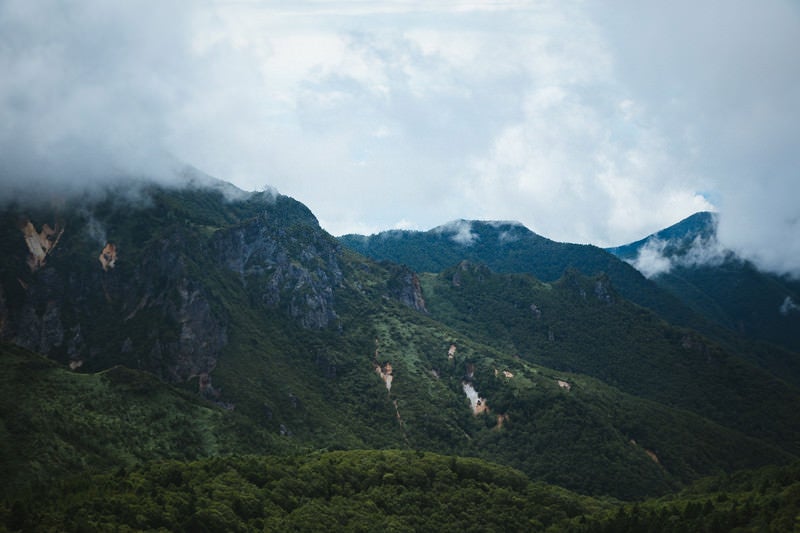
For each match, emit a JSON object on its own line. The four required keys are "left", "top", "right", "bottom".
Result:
{"left": 1, "top": 0, "right": 799, "bottom": 276}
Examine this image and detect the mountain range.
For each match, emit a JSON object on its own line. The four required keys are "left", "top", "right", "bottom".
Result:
{"left": 1, "top": 177, "right": 799, "bottom": 530}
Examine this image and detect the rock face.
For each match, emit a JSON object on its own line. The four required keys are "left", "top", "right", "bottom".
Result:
{"left": 106, "top": 229, "right": 228, "bottom": 381}
{"left": 594, "top": 276, "right": 615, "bottom": 304}
{"left": 212, "top": 212, "right": 343, "bottom": 329}
{"left": 98, "top": 243, "right": 117, "bottom": 271}
{"left": 0, "top": 185, "right": 351, "bottom": 383}
{"left": 463, "top": 381, "right": 489, "bottom": 415}
{"left": 2, "top": 221, "right": 227, "bottom": 382}
{"left": 385, "top": 266, "right": 427, "bottom": 313}
{"left": 20, "top": 219, "right": 64, "bottom": 272}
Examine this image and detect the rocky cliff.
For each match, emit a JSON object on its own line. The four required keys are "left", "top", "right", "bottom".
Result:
{"left": 0, "top": 182, "right": 425, "bottom": 383}
{"left": 212, "top": 211, "right": 344, "bottom": 329}
{"left": 0, "top": 214, "right": 227, "bottom": 382}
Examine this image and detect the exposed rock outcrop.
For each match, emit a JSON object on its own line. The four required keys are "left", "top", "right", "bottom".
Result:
{"left": 3, "top": 219, "right": 227, "bottom": 383}
{"left": 20, "top": 219, "right": 63, "bottom": 272}
{"left": 213, "top": 213, "right": 343, "bottom": 329}
{"left": 463, "top": 381, "right": 489, "bottom": 414}
{"left": 448, "top": 344, "right": 457, "bottom": 360}
{"left": 126, "top": 235, "right": 227, "bottom": 382}
{"left": 594, "top": 276, "right": 614, "bottom": 304}
{"left": 14, "top": 300, "right": 64, "bottom": 355}
{"left": 375, "top": 362, "right": 394, "bottom": 392}
{"left": 386, "top": 266, "right": 427, "bottom": 313}
{"left": 99, "top": 243, "right": 117, "bottom": 271}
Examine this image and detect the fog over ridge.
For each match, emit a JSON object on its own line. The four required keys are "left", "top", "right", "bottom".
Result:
{"left": 1, "top": 0, "right": 798, "bottom": 276}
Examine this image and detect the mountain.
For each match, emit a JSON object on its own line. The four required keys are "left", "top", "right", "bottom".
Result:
{"left": 2, "top": 178, "right": 800, "bottom": 523}
{"left": 340, "top": 217, "right": 800, "bottom": 386}
{"left": 607, "top": 212, "right": 800, "bottom": 356}
{"left": 339, "top": 220, "right": 703, "bottom": 329}
{"left": 418, "top": 261, "right": 800, "bottom": 455}
{"left": 607, "top": 211, "right": 718, "bottom": 260}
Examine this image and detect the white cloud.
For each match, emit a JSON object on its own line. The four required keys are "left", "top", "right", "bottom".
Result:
{"left": 392, "top": 218, "right": 418, "bottom": 230}
{"left": 591, "top": 0, "right": 800, "bottom": 275}
{"left": 433, "top": 220, "right": 479, "bottom": 246}
{"left": 780, "top": 296, "right": 800, "bottom": 316}
{"left": 1, "top": 0, "right": 798, "bottom": 276}
{"left": 629, "top": 235, "right": 730, "bottom": 279}
{"left": 629, "top": 239, "right": 674, "bottom": 279}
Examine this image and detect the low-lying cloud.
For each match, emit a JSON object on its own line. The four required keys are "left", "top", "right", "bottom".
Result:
{"left": 780, "top": 296, "right": 800, "bottom": 316}
{"left": 433, "top": 220, "right": 479, "bottom": 246}
{"left": 630, "top": 235, "right": 730, "bottom": 279}
{"left": 1, "top": 1, "right": 798, "bottom": 278}
{"left": 0, "top": 1, "right": 192, "bottom": 202}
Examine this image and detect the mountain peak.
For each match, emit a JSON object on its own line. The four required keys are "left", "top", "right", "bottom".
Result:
{"left": 430, "top": 219, "right": 533, "bottom": 246}
{"left": 606, "top": 211, "right": 729, "bottom": 279}
{"left": 607, "top": 210, "right": 800, "bottom": 352}
{"left": 607, "top": 211, "right": 718, "bottom": 261}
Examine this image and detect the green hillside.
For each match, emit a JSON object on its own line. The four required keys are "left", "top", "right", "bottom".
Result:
{"left": 5, "top": 450, "right": 799, "bottom": 532}
{"left": 2, "top": 180, "right": 799, "bottom": 523}
{"left": 419, "top": 262, "right": 800, "bottom": 457}
{"left": 0, "top": 342, "right": 286, "bottom": 501}
{"left": 1, "top": 450, "right": 607, "bottom": 532}
{"left": 607, "top": 212, "right": 800, "bottom": 355}
{"left": 339, "top": 220, "right": 700, "bottom": 328}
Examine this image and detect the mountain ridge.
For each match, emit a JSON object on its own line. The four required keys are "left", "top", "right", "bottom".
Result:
{"left": 2, "top": 178, "right": 799, "bottom": 510}
{"left": 606, "top": 210, "right": 800, "bottom": 355}
{"left": 339, "top": 218, "right": 708, "bottom": 330}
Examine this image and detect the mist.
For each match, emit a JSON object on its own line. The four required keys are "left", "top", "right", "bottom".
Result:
{"left": 630, "top": 235, "right": 730, "bottom": 279}
{"left": 2, "top": 0, "right": 799, "bottom": 278}
{"left": 0, "top": 0, "right": 209, "bottom": 204}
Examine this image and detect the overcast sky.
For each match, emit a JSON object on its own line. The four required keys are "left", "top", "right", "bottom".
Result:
{"left": 1, "top": 0, "right": 799, "bottom": 276}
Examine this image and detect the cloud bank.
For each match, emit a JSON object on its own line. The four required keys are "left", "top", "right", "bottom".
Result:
{"left": 0, "top": 1, "right": 189, "bottom": 197}
{"left": 1, "top": 1, "right": 798, "bottom": 276}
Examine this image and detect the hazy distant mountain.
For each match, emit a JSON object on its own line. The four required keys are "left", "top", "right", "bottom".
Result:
{"left": 607, "top": 212, "right": 800, "bottom": 354}
{"left": 2, "top": 179, "right": 800, "bottom": 527}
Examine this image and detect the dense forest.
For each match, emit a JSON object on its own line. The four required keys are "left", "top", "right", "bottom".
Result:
{"left": 2, "top": 182, "right": 799, "bottom": 530}
{"left": 3, "top": 451, "right": 798, "bottom": 532}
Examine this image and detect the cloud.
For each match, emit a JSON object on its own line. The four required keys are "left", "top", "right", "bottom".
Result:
{"left": 0, "top": 0, "right": 191, "bottom": 199}
{"left": 629, "top": 235, "right": 730, "bottom": 279}
{"left": 591, "top": 0, "right": 800, "bottom": 276}
{"left": 780, "top": 297, "right": 800, "bottom": 316}
{"left": 1, "top": 0, "right": 798, "bottom": 277}
{"left": 629, "top": 239, "right": 674, "bottom": 279}
{"left": 433, "top": 220, "right": 479, "bottom": 246}
{"left": 0, "top": 0, "right": 276, "bottom": 203}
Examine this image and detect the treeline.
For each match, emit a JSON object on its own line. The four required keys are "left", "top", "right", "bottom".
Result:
{"left": 0, "top": 450, "right": 605, "bottom": 532}
{"left": 572, "top": 461, "right": 800, "bottom": 532}
{"left": 3, "top": 451, "right": 798, "bottom": 532}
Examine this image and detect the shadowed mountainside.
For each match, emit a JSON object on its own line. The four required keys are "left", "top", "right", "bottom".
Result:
{"left": 1, "top": 180, "right": 799, "bottom": 508}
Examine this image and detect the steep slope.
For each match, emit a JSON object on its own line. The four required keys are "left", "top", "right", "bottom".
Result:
{"left": 607, "top": 211, "right": 718, "bottom": 260}
{"left": 339, "top": 220, "right": 701, "bottom": 328}
{"left": 0, "top": 342, "right": 285, "bottom": 500}
{"left": 1, "top": 179, "right": 798, "bottom": 502}
{"left": 607, "top": 212, "right": 800, "bottom": 356}
{"left": 419, "top": 261, "right": 800, "bottom": 458}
